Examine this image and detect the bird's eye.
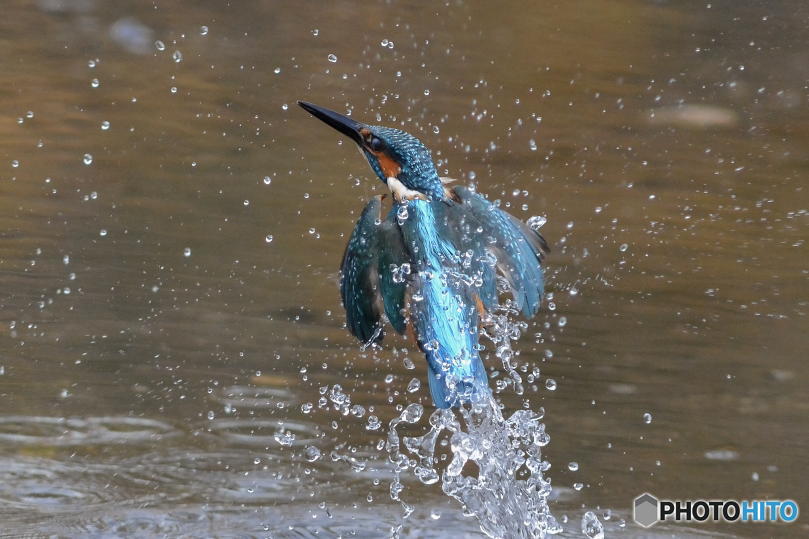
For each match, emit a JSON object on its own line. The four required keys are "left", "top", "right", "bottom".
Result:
{"left": 368, "top": 136, "right": 385, "bottom": 152}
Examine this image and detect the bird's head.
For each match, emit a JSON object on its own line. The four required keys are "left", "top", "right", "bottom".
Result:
{"left": 298, "top": 101, "right": 444, "bottom": 200}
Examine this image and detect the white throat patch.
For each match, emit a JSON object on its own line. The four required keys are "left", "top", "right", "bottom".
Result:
{"left": 386, "top": 177, "right": 427, "bottom": 202}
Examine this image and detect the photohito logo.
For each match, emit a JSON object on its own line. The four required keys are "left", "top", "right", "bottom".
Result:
{"left": 632, "top": 493, "right": 799, "bottom": 528}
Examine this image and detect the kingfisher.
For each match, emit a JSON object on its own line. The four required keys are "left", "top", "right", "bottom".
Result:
{"left": 299, "top": 101, "right": 549, "bottom": 409}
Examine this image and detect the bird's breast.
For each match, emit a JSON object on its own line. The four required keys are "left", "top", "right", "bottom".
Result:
{"left": 397, "top": 200, "right": 456, "bottom": 268}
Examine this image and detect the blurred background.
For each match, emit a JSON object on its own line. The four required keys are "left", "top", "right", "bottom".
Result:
{"left": 0, "top": 0, "right": 807, "bottom": 536}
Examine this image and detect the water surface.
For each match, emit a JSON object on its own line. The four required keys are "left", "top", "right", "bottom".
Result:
{"left": 1, "top": 0, "right": 807, "bottom": 536}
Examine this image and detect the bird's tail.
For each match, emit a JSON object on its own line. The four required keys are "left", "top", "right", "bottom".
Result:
{"left": 425, "top": 349, "right": 490, "bottom": 408}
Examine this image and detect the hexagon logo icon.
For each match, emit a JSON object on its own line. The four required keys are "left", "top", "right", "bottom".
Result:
{"left": 633, "top": 492, "right": 659, "bottom": 528}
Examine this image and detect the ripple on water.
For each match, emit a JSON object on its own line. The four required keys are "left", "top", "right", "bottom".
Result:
{"left": 34, "top": 509, "right": 204, "bottom": 537}
{"left": 29, "top": 503, "right": 487, "bottom": 537}
{"left": 0, "top": 416, "right": 176, "bottom": 446}
{"left": 0, "top": 449, "right": 308, "bottom": 535}
{"left": 0, "top": 455, "right": 175, "bottom": 515}
{"left": 215, "top": 384, "right": 295, "bottom": 409}
{"left": 207, "top": 418, "right": 316, "bottom": 447}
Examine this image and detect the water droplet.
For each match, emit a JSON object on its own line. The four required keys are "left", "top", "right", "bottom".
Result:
{"left": 172, "top": 50, "right": 183, "bottom": 63}
{"left": 558, "top": 316, "right": 567, "bottom": 327}
{"left": 351, "top": 404, "right": 365, "bottom": 417}
{"left": 265, "top": 234, "right": 273, "bottom": 243}
{"left": 200, "top": 25, "right": 209, "bottom": 36}
{"left": 568, "top": 461, "right": 579, "bottom": 471}
{"left": 10, "top": 160, "right": 19, "bottom": 168}
{"left": 573, "top": 482, "right": 584, "bottom": 491}
{"left": 619, "top": 243, "right": 628, "bottom": 252}
{"left": 704, "top": 449, "right": 739, "bottom": 461}
{"left": 273, "top": 67, "right": 281, "bottom": 74}
{"left": 305, "top": 446, "right": 321, "bottom": 461}
{"left": 529, "top": 139, "right": 538, "bottom": 151}
{"left": 582, "top": 511, "right": 604, "bottom": 539}
{"left": 407, "top": 378, "right": 421, "bottom": 393}
{"left": 311, "top": 28, "right": 319, "bottom": 36}
{"left": 400, "top": 403, "right": 423, "bottom": 423}
{"left": 327, "top": 53, "right": 338, "bottom": 63}
{"left": 88, "top": 59, "right": 96, "bottom": 68}
{"left": 527, "top": 215, "right": 547, "bottom": 230}
{"left": 90, "top": 78, "right": 100, "bottom": 88}
{"left": 99, "top": 229, "right": 108, "bottom": 237}
{"left": 243, "top": 199, "right": 250, "bottom": 206}
{"left": 83, "top": 154, "right": 93, "bottom": 165}
{"left": 183, "top": 247, "right": 192, "bottom": 257}
{"left": 26, "top": 111, "right": 34, "bottom": 119}
{"left": 155, "top": 40, "right": 166, "bottom": 51}
{"left": 643, "top": 412, "right": 653, "bottom": 424}
{"left": 207, "top": 410, "right": 215, "bottom": 420}
{"left": 545, "top": 378, "right": 557, "bottom": 391}
{"left": 263, "top": 176, "right": 272, "bottom": 185}
{"left": 423, "top": 89, "right": 430, "bottom": 96}
{"left": 100, "top": 120, "right": 110, "bottom": 130}
{"left": 274, "top": 429, "right": 296, "bottom": 446}
{"left": 366, "top": 415, "right": 381, "bottom": 430}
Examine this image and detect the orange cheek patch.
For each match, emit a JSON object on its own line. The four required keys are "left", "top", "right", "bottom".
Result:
{"left": 376, "top": 152, "right": 401, "bottom": 178}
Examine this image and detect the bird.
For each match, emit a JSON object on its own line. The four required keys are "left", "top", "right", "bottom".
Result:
{"left": 298, "top": 101, "right": 549, "bottom": 409}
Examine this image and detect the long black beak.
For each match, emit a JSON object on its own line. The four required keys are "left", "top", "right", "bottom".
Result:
{"left": 298, "top": 101, "right": 364, "bottom": 145}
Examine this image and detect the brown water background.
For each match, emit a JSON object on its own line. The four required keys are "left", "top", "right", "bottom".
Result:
{"left": 0, "top": 0, "right": 807, "bottom": 536}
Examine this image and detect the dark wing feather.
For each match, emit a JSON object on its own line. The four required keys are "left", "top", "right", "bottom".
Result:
{"left": 445, "top": 185, "right": 549, "bottom": 317}
{"left": 376, "top": 209, "right": 409, "bottom": 334}
{"left": 340, "top": 196, "right": 410, "bottom": 344}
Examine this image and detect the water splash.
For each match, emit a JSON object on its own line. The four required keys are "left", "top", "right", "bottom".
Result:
{"left": 305, "top": 274, "right": 562, "bottom": 536}
{"left": 387, "top": 397, "right": 560, "bottom": 538}
{"left": 385, "top": 303, "right": 561, "bottom": 538}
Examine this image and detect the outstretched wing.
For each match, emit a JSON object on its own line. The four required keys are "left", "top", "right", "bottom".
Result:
{"left": 440, "top": 185, "right": 550, "bottom": 317}
{"left": 340, "top": 196, "right": 410, "bottom": 344}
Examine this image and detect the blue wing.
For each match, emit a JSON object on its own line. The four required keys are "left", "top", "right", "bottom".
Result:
{"left": 340, "top": 196, "right": 410, "bottom": 344}
{"left": 441, "top": 185, "right": 550, "bottom": 317}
